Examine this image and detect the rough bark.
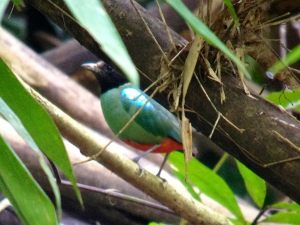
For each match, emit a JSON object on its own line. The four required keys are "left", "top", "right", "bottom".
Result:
{"left": 24, "top": 0, "right": 300, "bottom": 204}
{"left": 1, "top": 22, "right": 228, "bottom": 224}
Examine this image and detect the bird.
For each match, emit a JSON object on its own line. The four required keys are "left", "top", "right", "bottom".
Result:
{"left": 82, "top": 61, "right": 222, "bottom": 174}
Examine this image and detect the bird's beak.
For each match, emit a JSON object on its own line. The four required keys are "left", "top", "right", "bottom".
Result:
{"left": 81, "top": 61, "right": 105, "bottom": 73}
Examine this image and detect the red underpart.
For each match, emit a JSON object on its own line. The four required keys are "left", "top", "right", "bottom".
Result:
{"left": 124, "top": 138, "right": 183, "bottom": 153}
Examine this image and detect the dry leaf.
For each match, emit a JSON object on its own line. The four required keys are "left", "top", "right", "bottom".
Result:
{"left": 181, "top": 114, "right": 193, "bottom": 162}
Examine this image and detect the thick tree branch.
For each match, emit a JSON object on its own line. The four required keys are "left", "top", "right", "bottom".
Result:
{"left": 0, "top": 27, "right": 202, "bottom": 224}
{"left": 20, "top": 82, "right": 229, "bottom": 225}
{"left": 0, "top": 118, "right": 180, "bottom": 225}
{"left": 0, "top": 28, "right": 111, "bottom": 137}
{"left": 23, "top": 0, "right": 300, "bottom": 203}
{"left": 0, "top": 26, "right": 170, "bottom": 170}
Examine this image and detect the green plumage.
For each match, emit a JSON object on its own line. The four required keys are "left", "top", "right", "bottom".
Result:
{"left": 100, "top": 84, "right": 181, "bottom": 144}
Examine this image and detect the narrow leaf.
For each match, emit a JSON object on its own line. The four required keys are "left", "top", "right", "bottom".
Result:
{"left": 0, "top": 59, "right": 82, "bottom": 205}
{"left": 236, "top": 160, "right": 266, "bottom": 208}
{"left": 0, "top": 98, "right": 62, "bottom": 218}
{"left": 272, "top": 202, "right": 300, "bottom": 212}
{"left": 263, "top": 212, "right": 300, "bottom": 224}
{"left": 164, "top": 0, "right": 250, "bottom": 79}
{"left": 223, "top": 0, "right": 240, "bottom": 28}
{"left": 269, "top": 44, "right": 300, "bottom": 75}
{"left": 63, "top": 0, "right": 139, "bottom": 86}
{"left": 0, "top": 135, "right": 57, "bottom": 225}
{"left": 266, "top": 89, "right": 300, "bottom": 111}
{"left": 169, "top": 152, "right": 244, "bottom": 221}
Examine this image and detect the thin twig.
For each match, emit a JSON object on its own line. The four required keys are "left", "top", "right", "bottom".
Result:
{"left": 209, "top": 112, "right": 221, "bottom": 139}
{"left": 155, "top": 0, "right": 176, "bottom": 51}
{"left": 60, "top": 180, "right": 174, "bottom": 213}
{"left": 272, "top": 130, "right": 300, "bottom": 154}
{"left": 129, "top": 0, "right": 169, "bottom": 63}
{"left": 213, "top": 153, "right": 229, "bottom": 173}
{"left": 251, "top": 207, "right": 269, "bottom": 225}
{"left": 195, "top": 75, "right": 244, "bottom": 133}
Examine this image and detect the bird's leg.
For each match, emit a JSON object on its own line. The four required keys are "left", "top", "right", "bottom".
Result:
{"left": 132, "top": 145, "right": 159, "bottom": 163}
{"left": 132, "top": 147, "right": 171, "bottom": 178}
{"left": 156, "top": 152, "right": 170, "bottom": 178}
{"left": 132, "top": 145, "right": 161, "bottom": 177}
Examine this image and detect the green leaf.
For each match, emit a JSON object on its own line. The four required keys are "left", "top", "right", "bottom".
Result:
{"left": 0, "top": 98, "right": 62, "bottom": 218}
{"left": 266, "top": 89, "right": 300, "bottom": 111}
{"left": 263, "top": 212, "right": 300, "bottom": 224}
{"left": 236, "top": 160, "right": 266, "bottom": 208}
{"left": 11, "top": 0, "right": 24, "bottom": 7}
{"left": 11, "top": 0, "right": 24, "bottom": 10}
{"left": 173, "top": 170, "right": 201, "bottom": 201}
{"left": 0, "top": 59, "right": 82, "bottom": 205}
{"left": 0, "top": 98, "right": 40, "bottom": 153}
{"left": 0, "top": 135, "right": 58, "bottom": 225}
{"left": 244, "top": 54, "right": 266, "bottom": 85}
{"left": 230, "top": 218, "right": 250, "bottom": 225}
{"left": 223, "top": 0, "right": 240, "bottom": 28}
{"left": 0, "top": 0, "right": 9, "bottom": 20}
{"left": 169, "top": 152, "right": 244, "bottom": 221}
{"left": 271, "top": 202, "right": 300, "bottom": 212}
{"left": 164, "top": 0, "right": 250, "bottom": 79}
{"left": 269, "top": 44, "right": 300, "bottom": 75}
{"left": 63, "top": 0, "right": 139, "bottom": 87}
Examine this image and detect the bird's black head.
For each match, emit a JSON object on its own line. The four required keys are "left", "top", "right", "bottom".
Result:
{"left": 82, "top": 61, "right": 127, "bottom": 93}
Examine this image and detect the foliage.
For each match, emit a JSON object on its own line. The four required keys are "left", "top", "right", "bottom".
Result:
{"left": 268, "top": 44, "right": 300, "bottom": 76}
{"left": 162, "top": 1, "right": 300, "bottom": 224}
{"left": 63, "top": 0, "right": 140, "bottom": 87}
{"left": 266, "top": 89, "right": 300, "bottom": 112}
{"left": 223, "top": 0, "right": 240, "bottom": 28}
{"left": 169, "top": 152, "right": 245, "bottom": 222}
{"left": 0, "top": 59, "right": 82, "bottom": 224}
{"left": 0, "top": 136, "right": 58, "bottom": 225}
{"left": 244, "top": 44, "right": 300, "bottom": 113}
{"left": 236, "top": 160, "right": 266, "bottom": 208}
{"left": 1, "top": 0, "right": 300, "bottom": 224}
{"left": 164, "top": 0, "right": 250, "bottom": 79}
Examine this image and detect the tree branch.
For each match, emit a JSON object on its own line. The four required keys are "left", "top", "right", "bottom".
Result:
{"left": 21, "top": 78, "right": 229, "bottom": 224}
{"left": 0, "top": 27, "right": 111, "bottom": 137}
{"left": 0, "top": 118, "right": 180, "bottom": 225}
{"left": 24, "top": 0, "right": 300, "bottom": 203}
